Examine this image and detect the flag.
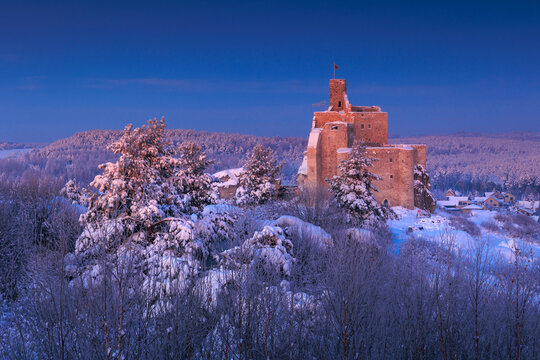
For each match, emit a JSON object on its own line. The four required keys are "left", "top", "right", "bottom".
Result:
{"left": 334, "top": 63, "right": 339, "bottom": 69}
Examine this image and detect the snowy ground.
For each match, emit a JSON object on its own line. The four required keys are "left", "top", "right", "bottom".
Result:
{"left": 0, "top": 148, "right": 32, "bottom": 158}
{"left": 388, "top": 207, "right": 540, "bottom": 261}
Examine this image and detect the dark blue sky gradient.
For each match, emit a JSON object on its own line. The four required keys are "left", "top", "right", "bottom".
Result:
{"left": 1, "top": 0, "right": 539, "bottom": 142}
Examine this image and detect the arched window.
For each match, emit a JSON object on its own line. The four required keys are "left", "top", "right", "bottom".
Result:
{"left": 383, "top": 199, "right": 389, "bottom": 207}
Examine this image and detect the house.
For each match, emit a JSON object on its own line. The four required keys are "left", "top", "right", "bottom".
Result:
{"left": 472, "top": 196, "right": 488, "bottom": 204}
{"left": 503, "top": 192, "right": 516, "bottom": 203}
{"left": 485, "top": 191, "right": 504, "bottom": 200}
{"left": 517, "top": 200, "right": 540, "bottom": 212}
{"left": 517, "top": 207, "right": 535, "bottom": 217}
{"left": 485, "top": 195, "right": 504, "bottom": 208}
{"left": 212, "top": 168, "right": 243, "bottom": 199}
{"left": 445, "top": 189, "right": 461, "bottom": 198}
{"left": 438, "top": 196, "right": 471, "bottom": 211}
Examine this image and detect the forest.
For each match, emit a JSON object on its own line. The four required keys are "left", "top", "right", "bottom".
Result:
{"left": 3, "top": 130, "right": 538, "bottom": 198}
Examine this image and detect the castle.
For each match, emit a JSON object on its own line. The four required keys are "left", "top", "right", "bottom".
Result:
{"left": 297, "top": 79, "right": 428, "bottom": 209}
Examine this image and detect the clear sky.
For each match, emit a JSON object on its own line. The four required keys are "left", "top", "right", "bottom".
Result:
{"left": 1, "top": 0, "right": 539, "bottom": 142}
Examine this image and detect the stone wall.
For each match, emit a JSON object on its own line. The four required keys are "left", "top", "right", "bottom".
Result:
{"left": 367, "top": 147, "right": 415, "bottom": 209}
{"left": 329, "top": 79, "right": 347, "bottom": 111}
{"left": 302, "top": 78, "right": 428, "bottom": 210}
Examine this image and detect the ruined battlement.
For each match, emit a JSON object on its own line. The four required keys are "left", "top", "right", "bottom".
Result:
{"left": 298, "top": 78, "right": 429, "bottom": 209}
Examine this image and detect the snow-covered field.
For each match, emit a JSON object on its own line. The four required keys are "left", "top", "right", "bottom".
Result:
{"left": 389, "top": 207, "right": 540, "bottom": 260}
{"left": 0, "top": 148, "right": 32, "bottom": 158}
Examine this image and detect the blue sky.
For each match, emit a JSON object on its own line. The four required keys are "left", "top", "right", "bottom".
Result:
{"left": 1, "top": 0, "right": 539, "bottom": 142}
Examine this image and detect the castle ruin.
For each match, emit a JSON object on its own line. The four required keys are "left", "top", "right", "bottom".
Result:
{"left": 297, "top": 79, "right": 428, "bottom": 209}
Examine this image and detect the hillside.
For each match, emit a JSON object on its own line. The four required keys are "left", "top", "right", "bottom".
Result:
{"left": 26, "top": 128, "right": 307, "bottom": 185}
{"left": 392, "top": 132, "right": 540, "bottom": 195}
{"left": 6, "top": 130, "right": 538, "bottom": 196}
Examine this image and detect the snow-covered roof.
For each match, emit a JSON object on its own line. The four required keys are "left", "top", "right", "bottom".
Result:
{"left": 486, "top": 195, "right": 504, "bottom": 203}
{"left": 213, "top": 168, "right": 243, "bottom": 187}
{"left": 473, "top": 196, "right": 488, "bottom": 202}
{"left": 336, "top": 147, "right": 352, "bottom": 154}
{"left": 438, "top": 200, "right": 459, "bottom": 207}
{"left": 368, "top": 146, "right": 413, "bottom": 151}
{"left": 517, "top": 207, "right": 535, "bottom": 215}
{"left": 449, "top": 196, "right": 469, "bottom": 202}
{"left": 462, "top": 204, "right": 484, "bottom": 210}
{"left": 517, "top": 200, "right": 540, "bottom": 209}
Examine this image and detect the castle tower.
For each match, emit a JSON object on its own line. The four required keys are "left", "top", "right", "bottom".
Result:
{"left": 297, "top": 78, "right": 429, "bottom": 210}
{"left": 329, "top": 79, "right": 347, "bottom": 111}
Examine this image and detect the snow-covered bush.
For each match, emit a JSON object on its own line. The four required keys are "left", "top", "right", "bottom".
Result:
{"left": 195, "top": 204, "right": 240, "bottom": 247}
{"left": 235, "top": 144, "right": 283, "bottom": 206}
{"left": 328, "top": 142, "right": 395, "bottom": 225}
{"left": 218, "top": 225, "right": 295, "bottom": 277}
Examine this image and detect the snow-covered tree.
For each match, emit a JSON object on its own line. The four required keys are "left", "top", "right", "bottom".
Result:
{"left": 62, "top": 118, "right": 214, "bottom": 296}
{"left": 414, "top": 164, "right": 436, "bottom": 211}
{"left": 175, "top": 142, "right": 216, "bottom": 214}
{"left": 328, "top": 142, "right": 395, "bottom": 224}
{"left": 235, "top": 144, "right": 283, "bottom": 206}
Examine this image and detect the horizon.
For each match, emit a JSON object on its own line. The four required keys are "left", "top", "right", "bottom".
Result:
{"left": 1, "top": 0, "right": 539, "bottom": 142}
{"left": 3, "top": 125, "right": 540, "bottom": 148}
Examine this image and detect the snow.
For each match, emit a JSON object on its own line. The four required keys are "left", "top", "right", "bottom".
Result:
{"left": 336, "top": 147, "right": 352, "bottom": 154}
{"left": 517, "top": 200, "right": 540, "bottom": 210}
{"left": 270, "top": 215, "right": 332, "bottom": 249}
{"left": 388, "top": 207, "right": 540, "bottom": 260}
{"left": 297, "top": 154, "right": 308, "bottom": 175}
{"left": 0, "top": 148, "right": 32, "bottom": 158}
{"left": 462, "top": 204, "right": 484, "bottom": 210}
{"left": 213, "top": 168, "right": 243, "bottom": 187}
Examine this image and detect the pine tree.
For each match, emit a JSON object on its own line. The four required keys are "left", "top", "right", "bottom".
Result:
{"left": 175, "top": 142, "right": 216, "bottom": 214}
{"left": 63, "top": 118, "right": 214, "bottom": 295}
{"left": 328, "top": 142, "right": 395, "bottom": 224}
{"left": 235, "top": 144, "right": 283, "bottom": 206}
{"left": 414, "top": 164, "right": 436, "bottom": 211}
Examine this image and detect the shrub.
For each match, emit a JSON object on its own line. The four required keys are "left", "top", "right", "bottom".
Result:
{"left": 449, "top": 215, "right": 481, "bottom": 237}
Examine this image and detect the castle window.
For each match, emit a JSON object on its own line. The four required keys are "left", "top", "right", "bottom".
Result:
{"left": 331, "top": 125, "right": 338, "bottom": 130}
{"left": 368, "top": 124, "right": 371, "bottom": 129}
{"left": 338, "top": 101, "right": 342, "bottom": 107}
{"left": 390, "top": 175, "right": 393, "bottom": 179}
{"left": 361, "top": 124, "right": 364, "bottom": 129}
{"left": 389, "top": 158, "right": 393, "bottom": 162}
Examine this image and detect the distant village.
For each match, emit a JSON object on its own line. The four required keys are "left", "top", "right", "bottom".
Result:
{"left": 438, "top": 189, "right": 540, "bottom": 221}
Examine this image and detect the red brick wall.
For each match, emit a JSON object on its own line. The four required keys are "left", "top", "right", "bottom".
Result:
{"left": 319, "top": 122, "right": 350, "bottom": 182}
{"left": 350, "top": 112, "right": 388, "bottom": 145}
{"left": 367, "top": 147, "right": 415, "bottom": 208}
{"left": 329, "top": 79, "right": 347, "bottom": 111}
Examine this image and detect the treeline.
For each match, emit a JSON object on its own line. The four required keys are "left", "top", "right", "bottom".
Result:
{"left": 392, "top": 132, "right": 540, "bottom": 197}
{"left": 2, "top": 129, "right": 539, "bottom": 197}
{"left": 16, "top": 128, "right": 306, "bottom": 186}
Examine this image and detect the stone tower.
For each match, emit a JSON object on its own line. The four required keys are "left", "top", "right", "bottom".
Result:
{"left": 297, "top": 79, "right": 428, "bottom": 209}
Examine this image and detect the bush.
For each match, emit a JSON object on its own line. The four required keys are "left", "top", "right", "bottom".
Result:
{"left": 449, "top": 215, "right": 481, "bottom": 237}
{"left": 480, "top": 220, "right": 500, "bottom": 233}
{"left": 496, "top": 214, "right": 540, "bottom": 241}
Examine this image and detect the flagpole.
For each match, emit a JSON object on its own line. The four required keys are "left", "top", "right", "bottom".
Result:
{"left": 333, "top": 62, "right": 335, "bottom": 79}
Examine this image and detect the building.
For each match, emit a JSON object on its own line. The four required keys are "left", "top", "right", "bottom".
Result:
{"left": 297, "top": 79, "right": 428, "bottom": 209}
{"left": 485, "top": 195, "right": 503, "bottom": 208}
